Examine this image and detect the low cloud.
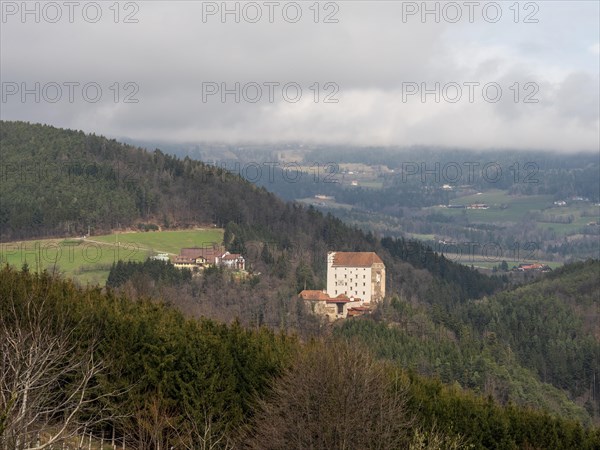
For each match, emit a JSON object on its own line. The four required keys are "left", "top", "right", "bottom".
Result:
{"left": 1, "top": 1, "right": 598, "bottom": 152}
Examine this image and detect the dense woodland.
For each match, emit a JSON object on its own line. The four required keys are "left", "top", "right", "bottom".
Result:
{"left": 105, "top": 258, "right": 599, "bottom": 426}
{"left": 1, "top": 121, "right": 599, "bottom": 446}
{"left": 106, "top": 259, "right": 192, "bottom": 289}
{"left": 336, "top": 260, "right": 600, "bottom": 425}
{"left": 2, "top": 266, "right": 599, "bottom": 449}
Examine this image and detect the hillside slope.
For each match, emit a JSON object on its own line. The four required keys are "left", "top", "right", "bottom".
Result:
{"left": 2, "top": 266, "right": 599, "bottom": 449}
{"left": 0, "top": 120, "right": 501, "bottom": 303}
{"left": 462, "top": 260, "right": 600, "bottom": 418}
{"left": 338, "top": 260, "right": 600, "bottom": 423}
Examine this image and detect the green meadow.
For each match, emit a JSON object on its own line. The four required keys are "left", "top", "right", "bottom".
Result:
{"left": 407, "top": 233, "right": 436, "bottom": 241}
{"left": 433, "top": 190, "right": 554, "bottom": 222}
{"left": 431, "top": 189, "right": 598, "bottom": 235}
{"left": 440, "top": 252, "right": 563, "bottom": 270}
{"left": 0, "top": 228, "right": 224, "bottom": 286}
{"left": 92, "top": 229, "right": 224, "bottom": 255}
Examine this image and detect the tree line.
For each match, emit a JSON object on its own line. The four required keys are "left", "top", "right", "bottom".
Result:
{"left": 336, "top": 260, "right": 600, "bottom": 424}
{"left": 2, "top": 265, "right": 599, "bottom": 449}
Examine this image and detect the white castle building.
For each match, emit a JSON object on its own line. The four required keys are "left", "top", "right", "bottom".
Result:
{"left": 326, "top": 251, "right": 386, "bottom": 303}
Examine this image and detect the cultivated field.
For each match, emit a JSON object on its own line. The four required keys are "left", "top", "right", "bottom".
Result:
{"left": 0, "top": 228, "right": 224, "bottom": 285}
{"left": 92, "top": 228, "right": 224, "bottom": 255}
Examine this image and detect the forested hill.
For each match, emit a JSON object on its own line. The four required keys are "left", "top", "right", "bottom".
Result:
{"left": 461, "top": 260, "right": 600, "bottom": 414}
{"left": 0, "top": 120, "right": 278, "bottom": 238}
{"left": 3, "top": 266, "right": 599, "bottom": 449}
{"left": 338, "top": 259, "right": 600, "bottom": 423}
{"left": 0, "top": 120, "right": 502, "bottom": 302}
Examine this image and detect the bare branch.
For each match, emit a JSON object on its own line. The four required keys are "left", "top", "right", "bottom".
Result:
{"left": 0, "top": 287, "right": 121, "bottom": 450}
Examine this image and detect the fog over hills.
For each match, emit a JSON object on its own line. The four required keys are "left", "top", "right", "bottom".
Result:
{"left": 1, "top": 1, "right": 598, "bottom": 150}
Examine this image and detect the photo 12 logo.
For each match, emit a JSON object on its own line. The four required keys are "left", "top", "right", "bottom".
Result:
{"left": 201, "top": 1, "right": 340, "bottom": 24}
{"left": 0, "top": 241, "right": 139, "bottom": 267}
{"left": 400, "top": 161, "right": 539, "bottom": 184}
{"left": 437, "top": 241, "right": 541, "bottom": 265}
{"left": 399, "top": 240, "right": 542, "bottom": 265}
{"left": 401, "top": 1, "right": 540, "bottom": 24}
{"left": 201, "top": 82, "right": 340, "bottom": 104}
{"left": 401, "top": 81, "right": 539, "bottom": 104}
{"left": 204, "top": 161, "right": 341, "bottom": 184}
{"left": 1, "top": 1, "right": 140, "bottom": 24}
{"left": 1, "top": 81, "right": 140, "bottom": 104}
{"left": 1, "top": 160, "right": 143, "bottom": 187}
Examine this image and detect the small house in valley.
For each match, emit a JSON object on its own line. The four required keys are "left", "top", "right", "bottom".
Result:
{"left": 174, "top": 246, "right": 245, "bottom": 271}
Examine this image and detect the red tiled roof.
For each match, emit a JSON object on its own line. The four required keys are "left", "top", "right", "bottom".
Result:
{"left": 347, "top": 306, "right": 372, "bottom": 317}
{"left": 327, "top": 294, "right": 360, "bottom": 303}
{"left": 222, "top": 253, "right": 243, "bottom": 260}
{"left": 348, "top": 306, "right": 371, "bottom": 311}
{"left": 298, "top": 291, "right": 357, "bottom": 303}
{"left": 298, "top": 290, "right": 330, "bottom": 301}
{"left": 520, "top": 263, "right": 544, "bottom": 270}
{"left": 326, "top": 294, "right": 352, "bottom": 303}
{"left": 330, "top": 252, "right": 383, "bottom": 267}
{"left": 177, "top": 246, "right": 225, "bottom": 264}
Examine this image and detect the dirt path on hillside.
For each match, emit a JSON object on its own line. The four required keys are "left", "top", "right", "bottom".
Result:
{"left": 83, "top": 239, "right": 176, "bottom": 257}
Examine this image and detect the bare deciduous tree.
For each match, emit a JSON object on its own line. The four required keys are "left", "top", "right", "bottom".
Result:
{"left": 169, "top": 406, "right": 235, "bottom": 450}
{"left": 0, "top": 295, "right": 116, "bottom": 450}
{"left": 242, "top": 340, "right": 413, "bottom": 450}
{"left": 408, "top": 424, "right": 471, "bottom": 450}
{"left": 127, "top": 394, "right": 177, "bottom": 450}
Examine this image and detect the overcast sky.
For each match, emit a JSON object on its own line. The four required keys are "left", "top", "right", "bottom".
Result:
{"left": 1, "top": 1, "right": 599, "bottom": 151}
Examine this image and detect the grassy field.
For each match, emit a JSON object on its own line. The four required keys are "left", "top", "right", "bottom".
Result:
{"left": 0, "top": 228, "right": 224, "bottom": 286}
{"left": 297, "top": 197, "right": 354, "bottom": 210}
{"left": 353, "top": 180, "right": 384, "bottom": 189}
{"left": 293, "top": 162, "right": 387, "bottom": 188}
{"left": 432, "top": 190, "right": 555, "bottom": 222}
{"left": 92, "top": 229, "right": 223, "bottom": 255}
{"left": 430, "top": 189, "right": 599, "bottom": 235}
{"left": 535, "top": 217, "right": 594, "bottom": 235}
{"left": 407, "top": 233, "right": 436, "bottom": 241}
{"left": 440, "top": 252, "right": 563, "bottom": 270}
